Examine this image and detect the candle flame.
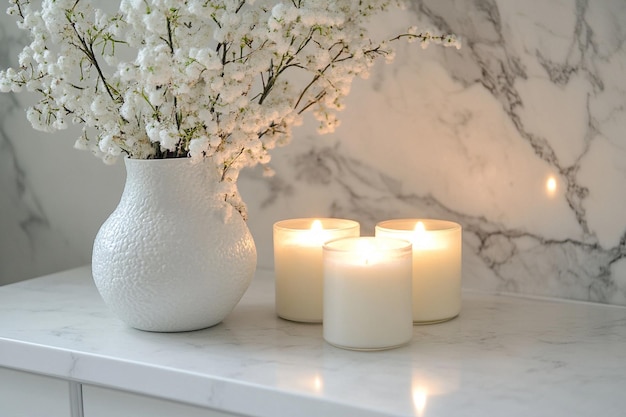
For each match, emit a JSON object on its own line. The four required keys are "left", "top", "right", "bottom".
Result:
{"left": 412, "top": 221, "right": 433, "bottom": 249}
{"left": 355, "top": 239, "right": 376, "bottom": 265}
{"left": 311, "top": 219, "right": 323, "bottom": 231}
{"left": 307, "top": 219, "right": 327, "bottom": 246}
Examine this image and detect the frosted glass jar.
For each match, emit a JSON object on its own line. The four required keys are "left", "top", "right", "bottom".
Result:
{"left": 273, "top": 218, "right": 360, "bottom": 322}
{"left": 323, "top": 237, "right": 413, "bottom": 350}
{"left": 376, "top": 219, "right": 462, "bottom": 324}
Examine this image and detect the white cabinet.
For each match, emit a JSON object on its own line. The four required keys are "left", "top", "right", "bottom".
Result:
{"left": 0, "top": 367, "right": 243, "bottom": 417}
{"left": 0, "top": 367, "right": 73, "bottom": 417}
{"left": 82, "top": 385, "right": 243, "bottom": 417}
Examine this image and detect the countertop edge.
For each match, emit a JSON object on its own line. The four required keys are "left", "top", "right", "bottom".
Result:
{"left": 0, "top": 337, "right": 390, "bottom": 417}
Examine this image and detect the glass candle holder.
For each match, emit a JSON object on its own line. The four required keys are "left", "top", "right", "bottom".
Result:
{"left": 376, "top": 219, "right": 462, "bottom": 324}
{"left": 273, "top": 218, "right": 360, "bottom": 323}
{"left": 322, "top": 236, "right": 413, "bottom": 351}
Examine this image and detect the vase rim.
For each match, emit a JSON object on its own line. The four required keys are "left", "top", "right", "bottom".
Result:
{"left": 124, "top": 157, "right": 196, "bottom": 163}
{"left": 123, "top": 156, "right": 220, "bottom": 183}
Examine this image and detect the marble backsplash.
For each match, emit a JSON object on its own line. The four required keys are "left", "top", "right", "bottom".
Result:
{"left": 1, "top": 1, "right": 625, "bottom": 305}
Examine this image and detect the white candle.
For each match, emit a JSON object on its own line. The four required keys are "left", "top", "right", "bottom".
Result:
{"left": 376, "top": 219, "right": 462, "bottom": 324}
{"left": 323, "top": 237, "right": 413, "bottom": 350}
{"left": 273, "top": 218, "right": 360, "bottom": 322}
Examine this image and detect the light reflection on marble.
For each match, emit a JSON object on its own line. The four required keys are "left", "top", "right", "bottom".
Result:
{"left": 1, "top": 267, "right": 626, "bottom": 417}
{"left": 1, "top": 1, "right": 626, "bottom": 304}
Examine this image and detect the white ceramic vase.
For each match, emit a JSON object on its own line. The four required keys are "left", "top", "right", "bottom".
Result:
{"left": 92, "top": 158, "right": 257, "bottom": 332}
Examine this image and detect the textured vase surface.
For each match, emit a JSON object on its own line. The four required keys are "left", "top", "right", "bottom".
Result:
{"left": 92, "top": 158, "right": 257, "bottom": 332}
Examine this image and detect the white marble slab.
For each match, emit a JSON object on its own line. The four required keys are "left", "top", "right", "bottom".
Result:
{"left": 1, "top": 266, "right": 625, "bottom": 417}
{"left": 1, "top": 1, "right": 626, "bottom": 305}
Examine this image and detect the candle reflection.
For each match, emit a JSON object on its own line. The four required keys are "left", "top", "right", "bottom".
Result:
{"left": 546, "top": 175, "right": 557, "bottom": 196}
{"left": 312, "top": 374, "right": 323, "bottom": 393}
{"left": 411, "top": 386, "right": 428, "bottom": 416}
{"left": 276, "top": 370, "right": 324, "bottom": 395}
{"left": 410, "top": 366, "right": 460, "bottom": 416}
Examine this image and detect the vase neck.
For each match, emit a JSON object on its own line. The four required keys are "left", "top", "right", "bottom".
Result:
{"left": 123, "top": 158, "right": 221, "bottom": 199}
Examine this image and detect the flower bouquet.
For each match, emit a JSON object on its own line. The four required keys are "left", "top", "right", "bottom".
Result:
{"left": 0, "top": 0, "right": 458, "bottom": 217}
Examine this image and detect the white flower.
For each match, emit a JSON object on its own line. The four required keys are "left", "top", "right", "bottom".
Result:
{"left": 74, "top": 136, "right": 89, "bottom": 151}
{"left": 90, "top": 95, "right": 109, "bottom": 116}
{"left": 159, "top": 129, "right": 178, "bottom": 151}
{"left": 142, "top": 10, "right": 164, "bottom": 34}
{"left": 146, "top": 121, "right": 161, "bottom": 143}
{"left": 52, "top": 117, "right": 67, "bottom": 130}
{"left": 189, "top": 136, "right": 210, "bottom": 159}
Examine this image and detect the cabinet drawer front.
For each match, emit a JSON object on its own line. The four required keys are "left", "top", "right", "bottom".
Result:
{"left": 0, "top": 367, "right": 72, "bottom": 417}
{"left": 82, "top": 385, "right": 242, "bottom": 417}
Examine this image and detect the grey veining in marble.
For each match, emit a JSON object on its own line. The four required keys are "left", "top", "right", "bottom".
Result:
{"left": 240, "top": 0, "right": 626, "bottom": 305}
{"left": 1, "top": 1, "right": 626, "bottom": 304}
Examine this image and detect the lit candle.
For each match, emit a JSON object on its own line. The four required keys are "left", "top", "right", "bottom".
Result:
{"left": 376, "top": 219, "right": 462, "bottom": 324}
{"left": 273, "top": 218, "right": 360, "bottom": 322}
{"left": 322, "top": 237, "right": 413, "bottom": 350}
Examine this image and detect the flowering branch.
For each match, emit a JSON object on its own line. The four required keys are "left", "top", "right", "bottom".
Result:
{"left": 0, "top": 0, "right": 460, "bottom": 218}
{"left": 65, "top": 8, "right": 119, "bottom": 103}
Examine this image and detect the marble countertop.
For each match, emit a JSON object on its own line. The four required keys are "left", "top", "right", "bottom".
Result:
{"left": 1, "top": 266, "right": 625, "bottom": 417}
